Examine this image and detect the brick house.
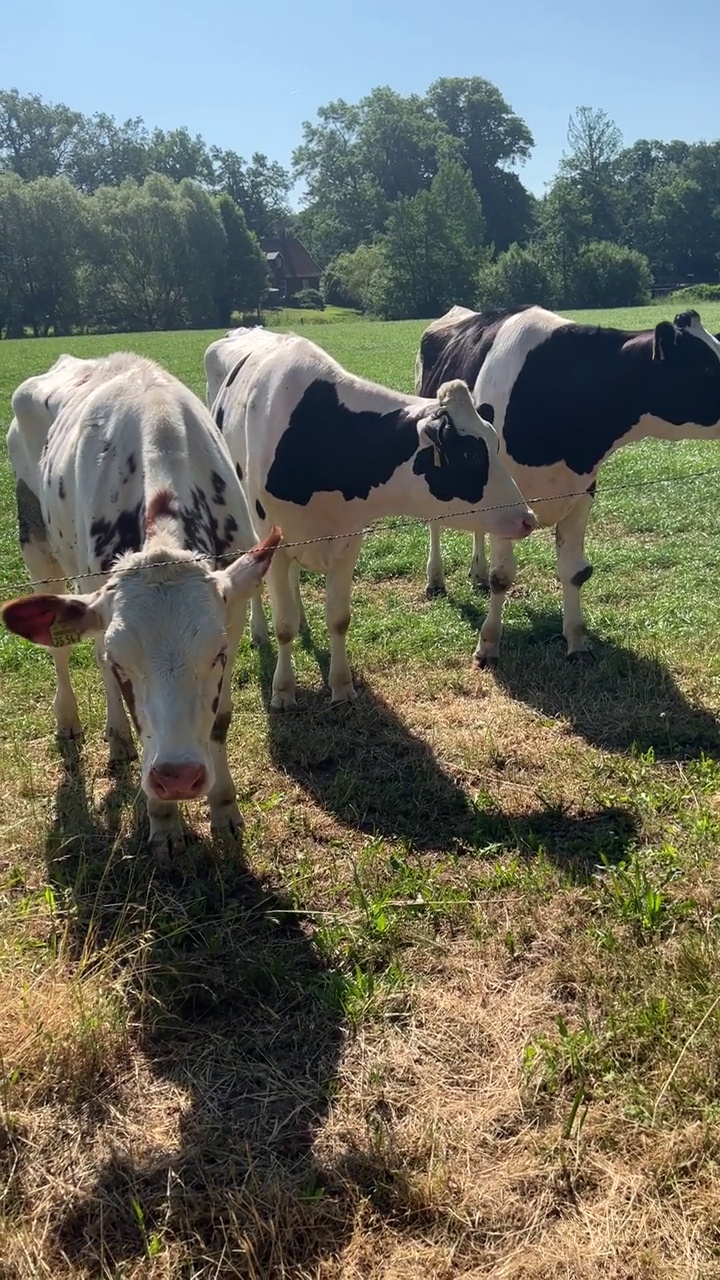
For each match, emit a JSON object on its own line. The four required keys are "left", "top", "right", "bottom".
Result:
{"left": 260, "top": 235, "right": 322, "bottom": 300}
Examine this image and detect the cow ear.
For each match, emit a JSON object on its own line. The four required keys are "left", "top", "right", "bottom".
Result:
{"left": 419, "top": 413, "right": 455, "bottom": 465}
{"left": 2, "top": 592, "right": 104, "bottom": 648}
{"left": 221, "top": 526, "right": 283, "bottom": 599}
{"left": 652, "top": 321, "right": 677, "bottom": 361}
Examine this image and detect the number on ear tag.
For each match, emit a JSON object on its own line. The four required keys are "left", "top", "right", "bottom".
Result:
{"left": 50, "top": 622, "right": 83, "bottom": 648}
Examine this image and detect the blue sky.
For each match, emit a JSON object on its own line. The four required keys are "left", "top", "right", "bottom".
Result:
{"left": 3, "top": 0, "right": 717, "bottom": 203}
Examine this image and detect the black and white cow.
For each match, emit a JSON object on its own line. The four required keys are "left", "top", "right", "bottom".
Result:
{"left": 4, "top": 351, "right": 280, "bottom": 855}
{"left": 204, "top": 328, "right": 537, "bottom": 709}
{"left": 415, "top": 304, "right": 720, "bottom": 665}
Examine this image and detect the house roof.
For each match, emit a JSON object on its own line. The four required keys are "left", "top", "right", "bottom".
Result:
{"left": 260, "top": 236, "right": 321, "bottom": 280}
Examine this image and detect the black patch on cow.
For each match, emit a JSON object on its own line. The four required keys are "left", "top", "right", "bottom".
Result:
{"left": 15, "top": 480, "right": 47, "bottom": 546}
{"left": 126, "top": 452, "right": 137, "bottom": 475}
{"left": 478, "top": 402, "right": 495, "bottom": 424}
{"left": 214, "top": 404, "right": 225, "bottom": 433}
{"left": 211, "top": 674, "right": 224, "bottom": 717}
{"left": 180, "top": 488, "right": 239, "bottom": 562}
{"left": 111, "top": 663, "right": 140, "bottom": 734}
{"left": 266, "top": 379, "right": 419, "bottom": 505}
{"left": 225, "top": 357, "right": 248, "bottom": 388}
{"left": 58, "top": 476, "right": 65, "bottom": 500}
{"left": 211, "top": 711, "right": 232, "bottom": 743}
{"left": 90, "top": 501, "right": 143, "bottom": 573}
{"left": 256, "top": 498, "right": 266, "bottom": 521}
{"left": 413, "top": 424, "right": 491, "bottom": 504}
{"left": 587, "top": 480, "right": 597, "bottom": 498}
{"left": 211, "top": 471, "right": 226, "bottom": 506}
{"left": 571, "top": 565, "right": 593, "bottom": 587}
{"left": 236, "top": 462, "right": 243, "bottom": 482}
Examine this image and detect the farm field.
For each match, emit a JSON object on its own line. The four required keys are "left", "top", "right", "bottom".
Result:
{"left": 2, "top": 305, "right": 720, "bottom": 1277}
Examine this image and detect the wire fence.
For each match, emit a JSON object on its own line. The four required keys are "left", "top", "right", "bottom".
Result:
{"left": 1, "top": 463, "right": 720, "bottom": 599}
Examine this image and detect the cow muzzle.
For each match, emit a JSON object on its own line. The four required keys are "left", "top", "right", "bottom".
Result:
{"left": 148, "top": 761, "right": 209, "bottom": 801}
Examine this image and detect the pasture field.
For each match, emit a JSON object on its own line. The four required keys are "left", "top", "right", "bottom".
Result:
{"left": 2, "top": 304, "right": 720, "bottom": 1276}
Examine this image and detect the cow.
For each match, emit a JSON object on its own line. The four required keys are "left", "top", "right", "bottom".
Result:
{"left": 415, "top": 304, "right": 720, "bottom": 666}
{"left": 3, "top": 351, "right": 280, "bottom": 857}
{"left": 203, "top": 327, "right": 537, "bottom": 710}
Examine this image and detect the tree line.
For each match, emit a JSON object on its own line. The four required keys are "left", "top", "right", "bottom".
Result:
{"left": 2, "top": 82, "right": 720, "bottom": 335}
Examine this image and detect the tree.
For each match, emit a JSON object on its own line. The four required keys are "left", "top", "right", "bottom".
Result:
{"left": 323, "top": 244, "right": 385, "bottom": 310}
{"left": 82, "top": 174, "right": 226, "bottom": 331}
{"left": 559, "top": 106, "right": 624, "bottom": 242}
{"left": 569, "top": 241, "right": 652, "bottom": 307}
{"left": 214, "top": 194, "right": 268, "bottom": 323}
{"left": 373, "top": 161, "right": 485, "bottom": 318}
{"left": 146, "top": 127, "right": 213, "bottom": 185}
{"left": 537, "top": 178, "right": 592, "bottom": 300}
{"left": 70, "top": 113, "right": 150, "bottom": 190}
{"left": 0, "top": 175, "right": 85, "bottom": 335}
{"left": 0, "top": 87, "right": 83, "bottom": 180}
{"left": 477, "top": 243, "right": 557, "bottom": 311}
{"left": 292, "top": 99, "right": 387, "bottom": 263}
{"left": 212, "top": 149, "right": 292, "bottom": 238}
{"left": 426, "top": 77, "right": 534, "bottom": 249}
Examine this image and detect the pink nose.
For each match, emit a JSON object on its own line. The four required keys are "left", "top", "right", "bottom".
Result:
{"left": 148, "top": 762, "right": 208, "bottom": 801}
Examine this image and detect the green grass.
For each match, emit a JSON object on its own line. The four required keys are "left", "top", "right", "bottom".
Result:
{"left": 2, "top": 305, "right": 720, "bottom": 1277}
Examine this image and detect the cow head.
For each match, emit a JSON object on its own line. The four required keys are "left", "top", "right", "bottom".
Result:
{"left": 651, "top": 309, "right": 720, "bottom": 428}
{"left": 416, "top": 380, "right": 537, "bottom": 540}
{"left": 2, "top": 528, "right": 281, "bottom": 802}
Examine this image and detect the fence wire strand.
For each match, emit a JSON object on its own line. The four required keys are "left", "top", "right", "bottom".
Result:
{"left": 1, "top": 463, "right": 720, "bottom": 600}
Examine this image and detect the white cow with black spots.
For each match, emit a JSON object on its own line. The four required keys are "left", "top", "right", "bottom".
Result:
{"left": 416, "top": 304, "right": 720, "bottom": 665}
{"left": 204, "top": 327, "right": 537, "bottom": 710}
{"left": 4, "top": 351, "right": 280, "bottom": 856}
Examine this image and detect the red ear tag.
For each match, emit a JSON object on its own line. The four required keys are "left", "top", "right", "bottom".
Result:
{"left": 49, "top": 621, "right": 83, "bottom": 647}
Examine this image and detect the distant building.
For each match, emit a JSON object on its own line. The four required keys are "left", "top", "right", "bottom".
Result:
{"left": 260, "top": 235, "right": 322, "bottom": 300}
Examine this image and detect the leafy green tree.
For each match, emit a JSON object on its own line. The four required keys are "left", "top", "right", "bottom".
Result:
{"left": 569, "top": 241, "right": 652, "bottom": 307}
{"left": 0, "top": 87, "right": 82, "bottom": 179}
{"left": 477, "top": 243, "right": 557, "bottom": 311}
{"left": 323, "top": 244, "right": 385, "bottom": 310}
{"left": 427, "top": 76, "right": 535, "bottom": 249}
{"left": 373, "top": 162, "right": 485, "bottom": 318}
{"left": 215, "top": 194, "right": 268, "bottom": 323}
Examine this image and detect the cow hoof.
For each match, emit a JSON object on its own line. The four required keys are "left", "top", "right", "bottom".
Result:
{"left": 56, "top": 722, "right": 83, "bottom": 742}
{"left": 331, "top": 685, "right": 357, "bottom": 706}
{"left": 210, "top": 802, "right": 243, "bottom": 840}
{"left": 425, "top": 583, "right": 447, "bottom": 600}
{"left": 470, "top": 577, "right": 490, "bottom": 595}
{"left": 149, "top": 828, "right": 186, "bottom": 864}
{"left": 271, "top": 691, "right": 298, "bottom": 711}
{"left": 250, "top": 629, "right": 270, "bottom": 649}
{"left": 472, "top": 651, "right": 498, "bottom": 671}
{"left": 107, "top": 732, "right": 138, "bottom": 764}
{"left": 567, "top": 648, "right": 595, "bottom": 664}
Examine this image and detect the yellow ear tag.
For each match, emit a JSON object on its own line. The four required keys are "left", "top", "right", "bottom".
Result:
{"left": 49, "top": 622, "right": 83, "bottom": 648}
{"left": 432, "top": 445, "right": 443, "bottom": 467}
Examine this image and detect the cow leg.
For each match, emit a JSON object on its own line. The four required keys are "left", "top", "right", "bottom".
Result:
{"left": 470, "top": 531, "right": 490, "bottom": 592}
{"left": 94, "top": 637, "right": 137, "bottom": 764}
{"left": 207, "top": 608, "right": 244, "bottom": 838}
{"left": 249, "top": 587, "right": 270, "bottom": 648}
{"left": 426, "top": 525, "right": 447, "bottom": 598}
{"left": 473, "top": 537, "right": 516, "bottom": 668}
{"left": 555, "top": 493, "right": 595, "bottom": 658}
{"left": 18, "top": 534, "right": 82, "bottom": 738}
{"left": 289, "top": 558, "right": 309, "bottom": 631}
{"left": 266, "top": 549, "right": 301, "bottom": 709}
{"left": 325, "top": 541, "right": 362, "bottom": 705}
{"left": 146, "top": 799, "right": 185, "bottom": 861}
